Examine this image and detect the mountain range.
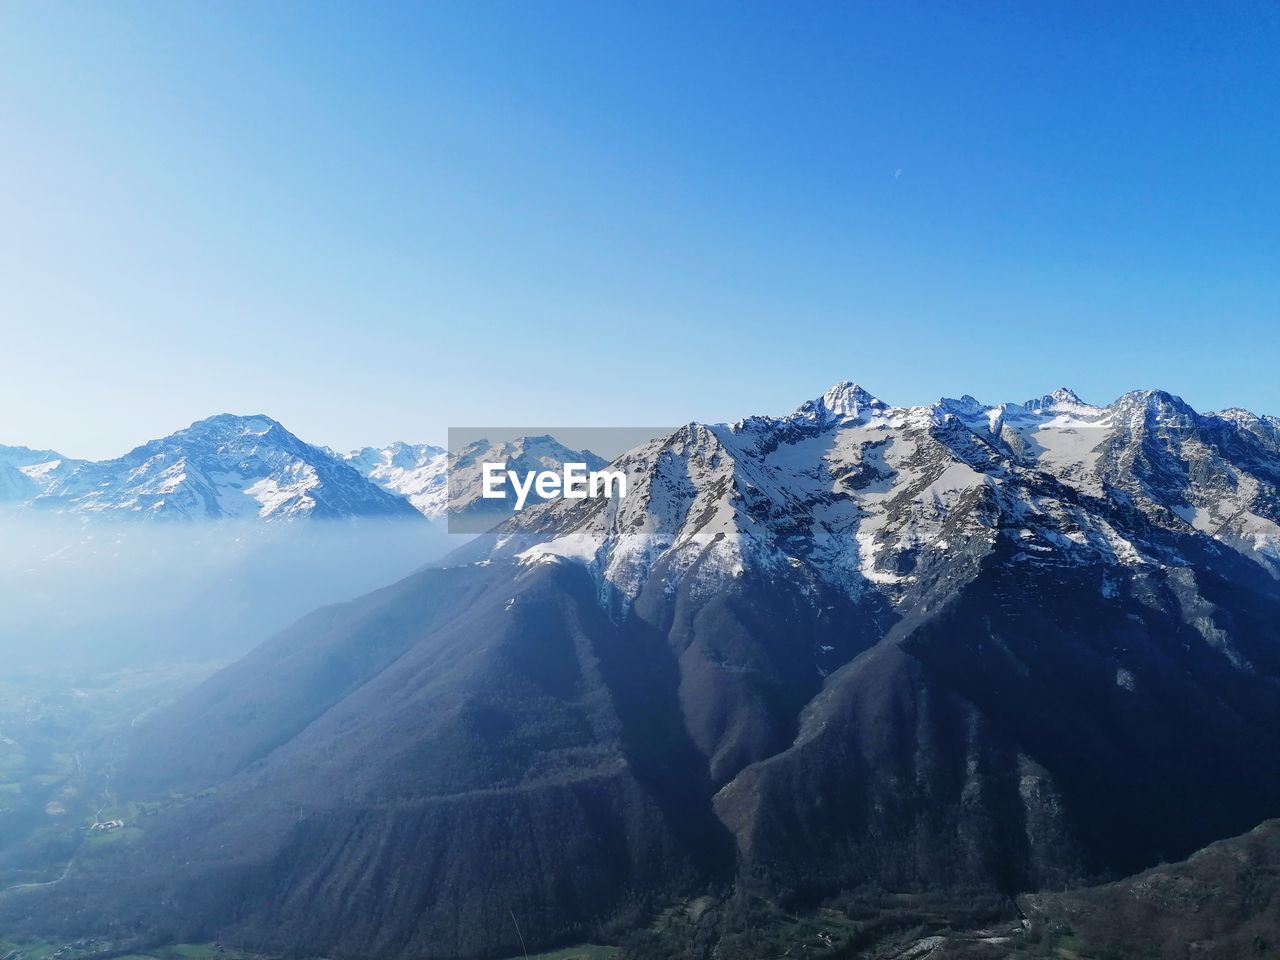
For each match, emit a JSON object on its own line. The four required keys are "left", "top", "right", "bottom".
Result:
{"left": 2, "top": 416, "right": 605, "bottom": 526}
{"left": 3, "top": 416, "right": 416, "bottom": 522}
{"left": 4, "top": 383, "right": 1280, "bottom": 959}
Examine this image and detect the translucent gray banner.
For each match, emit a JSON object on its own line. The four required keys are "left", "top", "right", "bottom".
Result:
{"left": 444, "top": 426, "right": 675, "bottom": 533}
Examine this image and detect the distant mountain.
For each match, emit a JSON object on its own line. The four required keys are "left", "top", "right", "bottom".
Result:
{"left": 344, "top": 435, "right": 608, "bottom": 522}
{"left": 0, "top": 444, "right": 65, "bottom": 470}
{"left": 11, "top": 415, "right": 422, "bottom": 522}
{"left": 10, "top": 383, "right": 1280, "bottom": 959}
{"left": 0, "top": 445, "right": 65, "bottom": 505}
{"left": 0, "top": 421, "right": 611, "bottom": 672}
{"left": 342, "top": 442, "right": 447, "bottom": 517}
{"left": 0, "top": 419, "right": 442, "bottom": 672}
{"left": 3, "top": 423, "right": 609, "bottom": 525}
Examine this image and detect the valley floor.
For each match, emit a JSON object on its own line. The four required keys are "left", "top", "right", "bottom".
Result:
{"left": 0, "top": 664, "right": 221, "bottom": 894}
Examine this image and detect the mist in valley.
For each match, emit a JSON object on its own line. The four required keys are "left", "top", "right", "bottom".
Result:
{"left": 0, "top": 515, "right": 454, "bottom": 675}
{"left": 0, "top": 514, "right": 455, "bottom": 888}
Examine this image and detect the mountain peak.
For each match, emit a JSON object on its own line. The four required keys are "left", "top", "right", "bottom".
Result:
{"left": 937, "top": 394, "right": 985, "bottom": 416}
{"left": 1113, "top": 389, "right": 1198, "bottom": 423}
{"left": 0, "top": 444, "right": 65, "bottom": 469}
{"left": 1024, "top": 387, "right": 1086, "bottom": 411}
{"left": 345, "top": 441, "right": 446, "bottom": 473}
{"left": 13, "top": 414, "right": 422, "bottom": 523}
{"left": 182, "top": 413, "right": 285, "bottom": 439}
{"left": 796, "top": 381, "right": 885, "bottom": 423}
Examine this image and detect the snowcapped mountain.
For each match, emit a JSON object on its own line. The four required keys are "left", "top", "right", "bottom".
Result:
{"left": 344, "top": 435, "right": 607, "bottom": 522}
{"left": 9, "top": 415, "right": 423, "bottom": 522}
{"left": 341, "top": 442, "right": 448, "bottom": 518}
{"left": 494, "top": 381, "right": 1280, "bottom": 607}
{"left": 5, "top": 422, "right": 611, "bottom": 525}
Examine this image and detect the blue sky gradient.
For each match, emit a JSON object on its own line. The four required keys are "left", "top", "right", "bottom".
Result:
{"left": 3, "top": 2, "right": 1278, "bottom": 457}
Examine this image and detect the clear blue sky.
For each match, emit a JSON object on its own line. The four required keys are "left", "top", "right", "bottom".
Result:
{"left": 2, "top": 2, "right": 1278, "bottom": 458}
